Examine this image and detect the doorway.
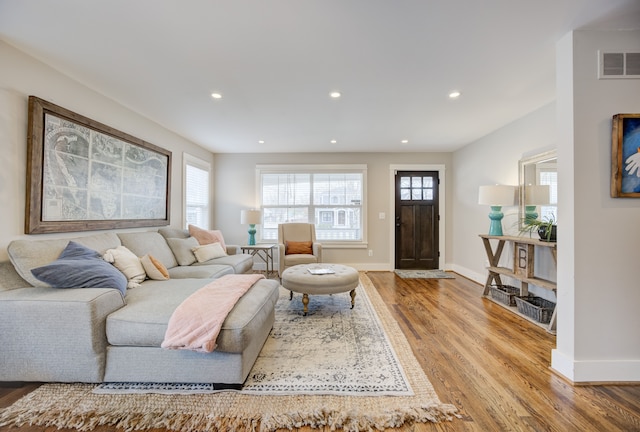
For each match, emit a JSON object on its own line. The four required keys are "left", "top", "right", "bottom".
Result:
{"left": 394, "top": 171, "right": 440, "bottom": 269}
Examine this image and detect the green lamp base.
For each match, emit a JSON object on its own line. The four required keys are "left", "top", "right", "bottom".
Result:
{"left": 247, "top": 224, "right": 257, "bottom": 245}
{"left": 488, "top": 205, "right": 504, "bottom": 236}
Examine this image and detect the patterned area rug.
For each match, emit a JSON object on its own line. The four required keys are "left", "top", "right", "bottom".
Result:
{"left": 96, "top": 278, "right": 411, "bottom": 396}
{"left": 0, "top": 274, "right": 459, "bottom": 431}
{"left": 394, "top": 269, "right": 455, "bottom": 279}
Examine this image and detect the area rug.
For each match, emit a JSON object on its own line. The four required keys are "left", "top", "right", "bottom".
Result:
{"left": 0, "top": 273, "right": 459, "bottom": 432}
{"left": 394, "top": 269, "right": 455, "bottom": 279}
{"left": 96, "top": 278, "right": 411, "bottom": 396}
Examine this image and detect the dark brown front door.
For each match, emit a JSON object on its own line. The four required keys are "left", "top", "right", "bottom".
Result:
{"left": 395, "top": 171, "right": 439, "bottom": 269}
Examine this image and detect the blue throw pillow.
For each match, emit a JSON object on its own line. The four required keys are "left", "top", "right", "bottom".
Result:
{"left": 31, "top": 241, "right": 127, "bottom": 296}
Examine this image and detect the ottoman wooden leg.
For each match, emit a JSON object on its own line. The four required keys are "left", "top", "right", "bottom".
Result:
{"left": 302, "top": 293, "right": 309, "bottom": 316}
{"left": 289, "top": 290, "right": 293, "bottom": 300}
{"left": 350, "top": 289, "right": 356, "bottom": 309}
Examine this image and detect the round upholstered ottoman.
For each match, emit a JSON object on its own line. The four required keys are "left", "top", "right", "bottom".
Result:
{"left": 281, "top": 264, "right": 360, "bottom": 315}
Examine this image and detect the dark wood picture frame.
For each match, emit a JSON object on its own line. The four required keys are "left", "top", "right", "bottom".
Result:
{"left": 26, "top": 96, "right": 171, "bottom": 234}
{"left": 611, "top": 113, "right": 640, "bottom": 198}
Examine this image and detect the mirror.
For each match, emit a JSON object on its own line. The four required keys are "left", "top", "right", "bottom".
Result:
{"left": 518, "top": 150, "right": 557, "bottom": 228}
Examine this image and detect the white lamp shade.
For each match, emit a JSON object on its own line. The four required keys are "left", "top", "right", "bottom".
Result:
{"left": 524, "top": 184, "right": 550, "bottom": 205}
{"left": 240, "top": 209, "right": 261, "bottom": 225}
{"left": 478, "top": 185, "right": 516, "bottom": 206}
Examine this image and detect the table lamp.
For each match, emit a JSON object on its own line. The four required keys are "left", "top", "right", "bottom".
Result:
{"left": 524, "top": 184, "right": 550, "bottom": 223}
{"left": 240, "top": 209, "right": 261, "bottom": 245}
{"left": 478, "top": 185, "right": 516, "bottom": 236}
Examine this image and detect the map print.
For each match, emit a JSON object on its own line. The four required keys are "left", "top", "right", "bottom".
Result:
{"left": 42, "top": 113, "right": 168, "bottom": 221}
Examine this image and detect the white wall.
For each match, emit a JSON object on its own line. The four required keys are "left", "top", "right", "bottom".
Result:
{"left": 214, "top": 152, "right": 452, "bottom": 269}
{"left": 451, "top": 102, "right": 557, "bottom": 295}
{"left": 0, "top": 41, "right": 213, "bottom": 261}
{"left": 552, "top": 29, "right": 640, "bottom": 382}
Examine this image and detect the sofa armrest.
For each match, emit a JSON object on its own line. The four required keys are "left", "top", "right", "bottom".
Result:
{"left": 225, "top": 244, "right": 241, "bottom": 255}
{"left": 0, "top": 287, "right": 125, "bottom": 382}
{"left": 313, "top": 242, "right": 323, "bottom": 262}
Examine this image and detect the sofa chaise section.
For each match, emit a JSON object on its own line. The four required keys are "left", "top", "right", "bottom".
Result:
{"left": 104, "top": 277, "right": 279, "bottom": 384}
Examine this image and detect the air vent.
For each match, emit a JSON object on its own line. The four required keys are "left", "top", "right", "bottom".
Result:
{"left": 599, "top": 51, "right": 640, "bottom": 79}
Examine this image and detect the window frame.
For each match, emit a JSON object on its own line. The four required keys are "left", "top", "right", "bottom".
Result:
{"left": 183, "top": 153, "right": 211, "bottom": 229}
{"left": 256, "top": 164, "right": 368, "bottom": 248}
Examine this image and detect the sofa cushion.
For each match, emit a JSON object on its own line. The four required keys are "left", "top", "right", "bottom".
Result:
{"left": 106, "top": 278, "right": 280, "bottom": 353}
{"left": 31, "top": 241, "right": 127, "bottom": 296}
{"left": 193, "top": 254, "right": 254, "bottom": 274}
{"left": 140, "top": 254, "right": 169, "bottom": 280}
{"left": 188, "top": 224, "right": 227, "bottom": 250}
{"left": 158, "top": 227, "right": 190, "bottom": 239}
{"left": 8, "top": 232, "right": 122, "bottom": 288}
{"left": 167, "top": 264, "right": 234, "bottom": 279}
{"left": 103, "top": 246, "right": 146, "bottom": 288}
{"left": 166, "top": 237, "right": 199, "bottom": 266}
{"left": 117, "top": 232, "right": 178, "bottom": 270}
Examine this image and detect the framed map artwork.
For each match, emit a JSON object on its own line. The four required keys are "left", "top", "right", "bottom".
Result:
{"left": 26, "top": 96, "right": 172, "bottom": 233}
{"left": 611, "top": 113, "right": 640, "bottom": 198}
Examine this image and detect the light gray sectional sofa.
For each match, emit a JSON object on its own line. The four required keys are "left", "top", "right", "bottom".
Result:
{"left": 0, "top": 228, "right": 280, "bottom": 387}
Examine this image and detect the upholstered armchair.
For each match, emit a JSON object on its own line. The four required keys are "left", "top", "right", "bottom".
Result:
{"left": 277, "top": 223, "right": 323, "bottom": 277}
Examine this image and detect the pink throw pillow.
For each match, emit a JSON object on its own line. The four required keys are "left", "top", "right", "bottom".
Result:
{"left": 188, "top": 224, "right": 227, "bottom": 250}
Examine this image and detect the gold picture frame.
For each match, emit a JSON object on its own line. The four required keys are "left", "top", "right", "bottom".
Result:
{"left": 26, "top": 96, "right": 172, "bottom": 234}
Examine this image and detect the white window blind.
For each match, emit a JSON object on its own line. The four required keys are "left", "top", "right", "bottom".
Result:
{"left": 258, "top": 165, "right": 366, "bottom": 244}
{"left": 184, "top": 154, "right": 210, "bottom": 229}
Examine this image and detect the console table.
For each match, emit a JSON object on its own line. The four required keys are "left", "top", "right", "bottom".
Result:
{"left": 479, "top": 234, "right": 557, "bottom": 332}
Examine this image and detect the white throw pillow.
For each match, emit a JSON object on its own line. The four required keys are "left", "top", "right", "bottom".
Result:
{"left": 103, "top": 245, "right": 146, "bottom": 288}
{"left": 192, "top": 242, "right": 227, "bottom": 263}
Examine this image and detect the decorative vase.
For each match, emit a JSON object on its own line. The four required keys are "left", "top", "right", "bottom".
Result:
{"left": 538, "top": 225, "right": 557, "bottom": 242}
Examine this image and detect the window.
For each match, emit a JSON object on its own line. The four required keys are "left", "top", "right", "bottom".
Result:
{"left": 257, "top": 164, "right": 366, "bottom": 244}
{"left": 183, "top": 153, "right": 210, "bottom": 229}
{"left": 400, "top": 175, "right": 435, "bottom": 201}
{"left": 537, "top": 163, "right": 557, "bottom": 221}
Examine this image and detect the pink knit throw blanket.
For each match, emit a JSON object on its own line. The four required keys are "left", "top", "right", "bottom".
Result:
{"left": 161, "top": 274, "right": 265, "bottom": 353}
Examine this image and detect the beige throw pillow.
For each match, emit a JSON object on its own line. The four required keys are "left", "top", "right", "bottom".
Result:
{"left": 188, "top": 224, "right": 227, "bottom": 250}
{"left": 103, "top": 245, "right": 146, "bottom": 288}
{"left": 192, "top": 242, "right": 227, "bottom": 263}
{"left": 140, "top": 254, "right": 170, "bottom": 280}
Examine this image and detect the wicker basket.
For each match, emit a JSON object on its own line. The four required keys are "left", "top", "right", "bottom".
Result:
{"left": 515, "top": 296, "right": 556, "bottom": 324}
{"left": 489, "top": 285, "right": 520, "bottom": 306}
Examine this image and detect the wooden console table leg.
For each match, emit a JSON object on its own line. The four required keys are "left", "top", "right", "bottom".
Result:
{"left": 484, "top": 273, "right": 503, "bottom": 296}
{"left": 481, "top": 237, "right": 506, "bottom": 296}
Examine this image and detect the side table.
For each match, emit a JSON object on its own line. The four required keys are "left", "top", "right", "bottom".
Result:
{"left": 240, "top": 244, "right": 277, "bottom": 277}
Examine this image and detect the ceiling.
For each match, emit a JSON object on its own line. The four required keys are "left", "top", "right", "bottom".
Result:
{"left": 1, "top": 1, "right": 639, "bottom": 154}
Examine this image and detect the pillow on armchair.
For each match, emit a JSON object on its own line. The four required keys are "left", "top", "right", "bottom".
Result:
{"left": 285, "top": 241, "right": 313, "bottom": 255}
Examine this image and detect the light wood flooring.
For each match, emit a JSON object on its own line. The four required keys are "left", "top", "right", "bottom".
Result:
{"left": 1, "top": 271, "right": 639, "bottom": 431}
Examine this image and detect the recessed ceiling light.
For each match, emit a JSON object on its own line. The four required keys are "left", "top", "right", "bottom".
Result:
{"left": 449, "top": 91, "right": 461, "bottom": 99}
{"left": 401, "top": 139, "right": 409, "bottom": 144}
{"left": 258, "top": 140, "right": 265, "bottom": 144}
{"left": 330, "top": 91, "right": 341, "bottom": 98}
{"left": 330, "top": 140, "right": 337, "bottom": 144}
{"left": 211, "top": 93, "right": 222, "bottom": 99}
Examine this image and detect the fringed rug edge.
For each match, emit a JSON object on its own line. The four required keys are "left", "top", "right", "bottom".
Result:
{"left": 1, "top": 399, "right": 460, "bottom": 432}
